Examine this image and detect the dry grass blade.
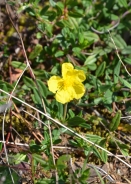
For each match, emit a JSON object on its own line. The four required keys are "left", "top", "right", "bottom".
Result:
{"left": 1, "top": 89, "right": 131, "bottom": 169}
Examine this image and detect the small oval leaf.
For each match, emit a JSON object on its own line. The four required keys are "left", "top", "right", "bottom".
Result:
{"left": 109, "top": 111, "right": 121, "bottom": 131}
{"left": 95, "top": 61, "right": 106, "bottom": 77}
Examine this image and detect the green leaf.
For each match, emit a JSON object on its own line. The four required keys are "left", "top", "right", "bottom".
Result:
{"left": 56, "top": 2, "right": 64, "bottom": 16}
{"left": 50, "top": 100, "right": 63, "bottom": 119}
{"left": 68, "top": 109, "right": 75, "bottom": 118}
{"left": 11, "top": 61, "right": 27, "bottom": 70}
{"left": 78, "top": 30, "right": 84, "bottom": 44}
{"left": 23, "top": 76, "right": 35, "bottom": 89}
{"left": 68, "top": 10, "right": 83, "bottom": 18}
{"left": 55, "top": 50, "right": 64, "bottom": 57}
{"left": 0, "top": 81, "right": 14, "bottom": 92}
{"left": 36, "top": 32, "right": 42, "bottom": 39}
{"left": 40, "top": 5, "right": 50, "bottom": 15}
{"left": 32, "top": 0, "right": 41, "bottom": 5}
{"left": 100, "top": 85, "right": 111, "bottom": 92}
{"left": 33, "top": 69, "right": 49, "bottom": 79}
{"left": 93, "top": 147, "right": 105, "bottom": 163}
{"left": 37, "top": 79, "right": 48, "bottom": 97}
{"left": 109, "top": 110, "right": 121, "bottom": 131}
{"left": 79, "top": 168, "right": 90, "bottom": 182}
{"left": 87, "top": 63, "right": 97, "bottom": 71}
{"left": 110, "top": 14, "right": 119, "bottom": 20}
{"left": 108, "top": 35, "right": 127, "bottom": 50}
{"left": 31, "top": 88, "right": 42, "bottom": 105}
{"left": 72, "top": 47, "right": 81, "bottom": 54}
{"left": 121, "top": 46, "right": 131, "bottom": 55}
{"left": 94, "top": 97, "right": 103, "bottom": 105}
{"left": 68, "top": 17, "right": 79, "bottom": 29}
{"left": 95, "top": 61, "right": 106, "bottom": 77}
{"left": 9, "top": 153, "right": 26, "bottom": 164}
{"left": 101, "top": 149, "right": 108, "bottom": 163}
{"left": 49, "top": 0, "right": 56, "bottom": 6}
{"left": 86, "top": 134, "right": 102, "bottom": 143}
{"left": 119, "top": 77, "right": 131, "bottom": 89}
{"left": 58, "top": 19, "right": 72, "bottom": 28}
{"left": 84, "top": 32, "right": 99, "bottom": 42}
{"left": 52, "top": 129, "right": 61, "bottom": 141}
{"left": 124, "top": 57, "right": 131, "bottom": 64}
{"left": 81, "top": 157, "right": 88, "bottom": 174}
{"left": 50, "top": 63, "right": 60, "bottom": 75}
{"left": 99, "top": 139, "right": 108, "bottom": 163}
{"left": 118, "top": 0, "right": 128, "bottom": 8}
{"left": 84, "top": 55, "right": 97, "bottom": 65}
{"left": 26, "top": 7, "right": 36, "bottom": 16}
{"left": 57, "top": 155, "right": 70, "bottom": 170}
{"left": 29, "top": 44, "right": 43, "bottom": 60}
{"left": 15, "top": 154, "right": 26, "bottom": 164}
{"left": 33, "top": 154, "right": 47, "bottom": 166}
{"left": 114, "top": 61, "right": 121, "bottom": 83}
{"left": 117, "top": 142, "right": 129, "bottom": 156}
{"left": 103, "top": 89, "right": 113, "bottom": 104}
{"left": 68, "top": 116, "right": 91, "bottom": 129}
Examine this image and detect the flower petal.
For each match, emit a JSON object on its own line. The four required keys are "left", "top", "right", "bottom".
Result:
{"left": 74, "top": 70, "right": 86, "bottom": 82}
{"left": 72, "top": 82, "right": 85, "bottom": 99}
{"left": 62, "top": 63, "right": 74, "bottom": 78}
{"left": 48, "top": 62, "right": 86, "bottom": 104}
{"left": 55, "top": 88, "right": 73, "bottom": 104}
{"left": 47, "top": 76, "right": 62, "bottom": 93}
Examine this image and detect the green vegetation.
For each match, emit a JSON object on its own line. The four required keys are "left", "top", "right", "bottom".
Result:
{"left": 0, "top": 0, "right": 131, "bottom": 183}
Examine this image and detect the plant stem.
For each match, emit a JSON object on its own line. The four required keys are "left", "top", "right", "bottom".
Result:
{"left": 63, "top": 103, "right": 68, "bottom": 120}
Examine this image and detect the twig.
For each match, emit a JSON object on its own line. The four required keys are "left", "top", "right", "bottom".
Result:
{"left": 0, "top": 141, "right": 29, "bottom": 147}
{"left": 91, "top": 8, "right": 131, "bottom": 35}
{"left": 87, "top": 164, "right": 115, "bottom": 183}
{"left": 53, "top": 146, "right": 131, "bottom": 158}
{"left": 91, "top": 19, "right": 120, "bottom": 34}
{"left": 21, "top": 109, "right": 49, "bottom": 128}
{"left": 108, "top": 30, "right": 131, "bottom": 77}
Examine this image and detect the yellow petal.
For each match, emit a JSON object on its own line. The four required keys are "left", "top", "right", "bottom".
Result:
{"left": 55, "top": 83, "right": 85, "bottom": 104}
{"left": 47, "top": 63, "right": 86, "bottom": 104}
{"left": 55, "top": 89, "right": 73, "bottom": 104}
{"left": 47, "top": 76, "right": 62, "bottom": 93}
{"left": 74, "top": 70, "right": 86, "bottom": 82}
{"left": 62, "top": 63, "right": 74, "bottom": 78}
{"left": 72, "top": 82, "right": 85, "bottom": 99}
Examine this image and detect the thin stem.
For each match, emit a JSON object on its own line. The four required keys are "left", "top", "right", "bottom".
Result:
{"left": 31, "top": 156, "right": 35, "bottom": 183}
{"left": 63, "top": 103, "right": 68, "bottom": 120}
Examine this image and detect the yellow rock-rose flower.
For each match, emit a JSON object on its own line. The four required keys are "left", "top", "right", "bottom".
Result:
{"left": 47, "top": 63, "right": 86, "bottom": 104}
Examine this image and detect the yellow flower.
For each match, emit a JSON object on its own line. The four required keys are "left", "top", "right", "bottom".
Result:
{"left": 47, "top": 63, "right": 86, "bottom": 104}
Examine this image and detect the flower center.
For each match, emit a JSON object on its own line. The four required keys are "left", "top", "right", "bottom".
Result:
{"left": 58, "top": 77, "right": 74, "bottom": 91}
{"left": 64, "top": 80, "right": 71, "bottom": 88}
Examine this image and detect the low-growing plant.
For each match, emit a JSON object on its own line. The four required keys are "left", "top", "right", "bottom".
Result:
{"left": 0, "top": 0, "right": 131, "bottom": 183}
